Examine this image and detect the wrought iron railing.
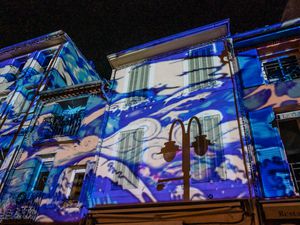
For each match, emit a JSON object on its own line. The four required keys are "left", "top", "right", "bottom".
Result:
{"left": 43, "top": 110, "right": 85, "bottom": 137}
{"left": 0, "top": 191, "right": 43, "bottom": 222}
{"left": 289, "top": 162, "right": 300, "bottom": 193}
{"left": 263, "top": 55, "right": 300, "bottom": 83}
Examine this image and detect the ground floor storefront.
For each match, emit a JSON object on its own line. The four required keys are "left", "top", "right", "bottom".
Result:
{"left": 86, "top": 199, "right": 258, "bottom": 225}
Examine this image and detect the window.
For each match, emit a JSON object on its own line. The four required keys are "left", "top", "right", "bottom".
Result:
{"left": 127, "top": 64, "right": 150, "bottom": 105}
{"left": 33, "top": 158, "right": 53, "bottom": 192}
{"left": 263, "top": 55, "right": 300, "bottom": 83}
{"left": 114, "top": 128, "right": 144, "bottom": 189}
{"left": 0, "top": 147, "right": 9, "bottom": 168}
{"left": 69, "top": 170, "right": 85, "bottom": 200}
{"left": 34, "top": 171, "right": 50, "bottom": 191}
{"left": 190, "top": 114, "right": 225, "bottom": 182}
{"left": 188, "top": 45, "right": 215, "bottom": 92}
{"left": 277, "top": 110, "right": 300, "bottom": 192}
{"left": 42, "top": 97, "right": 88, "bottom": 137}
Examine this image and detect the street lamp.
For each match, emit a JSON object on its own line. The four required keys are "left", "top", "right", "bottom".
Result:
{"left": 157, "top": 116, "right": 211, "bottom": 201}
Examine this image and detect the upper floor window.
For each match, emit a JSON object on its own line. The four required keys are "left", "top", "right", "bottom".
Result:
{"left": 263, "top": 55, "right": 300, "bottom": 83}
{"left": 42, "top": 97, "right": 88, "bottom": 138}
{"left": 127, "top": 64, "right": 150, "bottom": 105}
{"left": 0, "top": 147, "right": 9, "bottom": 168}
{"left": 113, "top": 128, "right": 144, "bottom": 189}
{"left": 33, "top": 157, "right": 53, "bottom": 192}
{"left": 190, "top": 114, "right": 225, "bottom": 182}
{"left": 69, "top": 169, "right": 85, "bottom": 200}
{"left": 188, "top": 45, "right": 215, "bottom": 92}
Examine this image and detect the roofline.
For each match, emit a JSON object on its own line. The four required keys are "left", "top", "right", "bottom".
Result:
{"left": 0, "top": 30, "right": 70, "bottom": 62}
{"left": 107, "top": 19, "right": 230, "bottom": 69}
{"left": 232, "top": 18, "right": 300, "bottom": 45}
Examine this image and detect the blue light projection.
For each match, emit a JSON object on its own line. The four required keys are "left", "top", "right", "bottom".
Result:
{"left": 0, "top": 19, "right": 298, "bottom": 224}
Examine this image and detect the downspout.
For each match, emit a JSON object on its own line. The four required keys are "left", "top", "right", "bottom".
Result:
{"left": 224, "top": 38, "right": 258, "bottom": 221}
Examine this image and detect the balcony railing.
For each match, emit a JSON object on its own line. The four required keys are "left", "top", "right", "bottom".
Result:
{"left": 263, "top": 55, "right": 300, "bottom": 83}
{"left": 289, "top": 162, "right": 300, "bottom": 193}
{"left": 0, "top": 191, "right": 43, "bottom": 222}
{"left": 43, "top": 110, "right": 85, "bottom": 138}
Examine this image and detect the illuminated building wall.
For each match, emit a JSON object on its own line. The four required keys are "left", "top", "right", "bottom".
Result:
{"left": 233, "top": 18, "right": 300, "bottom": 199}
{"left": 0, "top": 18, "right": 299, "bottom": 225}
{"left": 90, "top": 19, "right": 252, "bottom": 206}
{"left": 0, "top": 31, "right": 107, "bottom": 223}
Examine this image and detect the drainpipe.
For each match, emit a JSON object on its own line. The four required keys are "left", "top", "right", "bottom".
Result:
{"left": 224, "top": 38, "right": 261, "bottom": 224}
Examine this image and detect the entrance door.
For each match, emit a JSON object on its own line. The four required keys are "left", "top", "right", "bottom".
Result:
{"left": 278, "top": 111, "right": 300, "bottom": 192}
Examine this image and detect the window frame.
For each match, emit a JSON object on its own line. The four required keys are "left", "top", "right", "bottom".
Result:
{"left": 67, "top": 168, "right": 86, "bottom": 201}
{"left": 262, "top": 54, "right": 300, "bottom": 83}
{"left": 32, "top": 156, "right": 54, "bottom": 192}
{"left": 276, "top": 110, "right": 300, "bottom": 193}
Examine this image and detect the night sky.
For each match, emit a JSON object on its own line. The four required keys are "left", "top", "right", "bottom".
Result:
{"left": 0, "top": 0, "right": 288, "bottom": 79}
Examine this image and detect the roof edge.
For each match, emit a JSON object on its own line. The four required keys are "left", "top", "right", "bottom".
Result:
{"left": 107, "top": 19, "right": 230, "bottom": 69}
{"left": 0, "top": 30, "right": 70, "bottom": 62}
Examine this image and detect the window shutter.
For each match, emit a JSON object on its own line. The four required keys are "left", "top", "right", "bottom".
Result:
{"left": 248, "top": 107, "right": 294, "bottom": 197}
{"left": 116, "top": 129, "right": 144, "bottom": 189}
{"left": 188, "top": 46, "right": 214, "bottom": 92}
{"left": 127, "top": 64, "right": 150, "bottom": 105}
{"left": 237, "top": 49, "right": 265, "bottom": 88}
{"left": 191, "top": 114, "right": 224, "bottom": 182}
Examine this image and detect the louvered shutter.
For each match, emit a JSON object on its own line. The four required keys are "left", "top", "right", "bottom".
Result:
{"left": 237, "top": 49, "right": 265, "bottom": 88}
{"left": 188, "top": 46, "right": 214, "bottom": 92}
{"left": 127, "top": 65, "right": 150, "bottom": 104}
{"left": 248, "top": 107, "right": 294, "bottom": 197}
{"left": 191, "top": 114, "right": 224, "bottom": 182}
{"left": 116, "top": 129, "right": 144, "bottom": 188}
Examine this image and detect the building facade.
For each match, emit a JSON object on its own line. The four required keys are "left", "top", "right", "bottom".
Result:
{"left": 88, "top": 20, "right": 257, "bottom": 224}
{"left": 234, "top": 18, "right": 300, "bottom": 224}
{"left": 0, "top": 31, "right": 108, "bottom": 224}
{"left": 0, "top": 18, "right": 299, "bottom": 225}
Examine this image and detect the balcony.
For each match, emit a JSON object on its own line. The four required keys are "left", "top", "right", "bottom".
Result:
{"left": 42, "top": 110, "right": 85, "bottom": 138}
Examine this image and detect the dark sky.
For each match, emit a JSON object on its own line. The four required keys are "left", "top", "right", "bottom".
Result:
{"left": 0, "top": 0, "right": 288, "bottom": 79}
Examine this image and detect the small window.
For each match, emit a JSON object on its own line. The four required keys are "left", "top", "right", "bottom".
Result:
{"left": 190, "top": 114, "right": 225, "bottom": 182}
{"left": 188, "top": 45, "right": 215, "bottom": 92}
{"left": 127, "top": 64, "right": 150, "bottom": 105}
{"left": 34, "top": 171, "right": 50, "bottom": 191}
{"left": 113, "top": 129, "right": 144, "bottom": 189}
{"left": 69, "top": 170, "right": 85, "bottom": 200}
{"left": 33, "top": 160, "right": 53, "bottom": 192}
{"left": 0, "top": 147, "right": 9, "bottom": 168}
{"left": 263, "top": 55, "right": 300, "bottom": 83}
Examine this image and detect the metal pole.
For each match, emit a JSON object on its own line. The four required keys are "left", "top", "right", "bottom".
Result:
{"left": 182, "top": 132, "right": 190, "bottom": 201}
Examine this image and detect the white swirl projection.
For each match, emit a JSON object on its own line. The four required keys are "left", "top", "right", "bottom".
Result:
{"left": 97, "top": 157, "right": 156, "bottom": 203}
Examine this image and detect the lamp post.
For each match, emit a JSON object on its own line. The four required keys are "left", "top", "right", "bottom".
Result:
{"left": 157, "top": 116, "right": 211, "bottom": 201}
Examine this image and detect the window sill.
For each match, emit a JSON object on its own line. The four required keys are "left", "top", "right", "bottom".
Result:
{"left": 62, "top": 199, "right": 83, "bottom": 208}
{"left": 33, "top": 136, "right": 80, "bottom": 147}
